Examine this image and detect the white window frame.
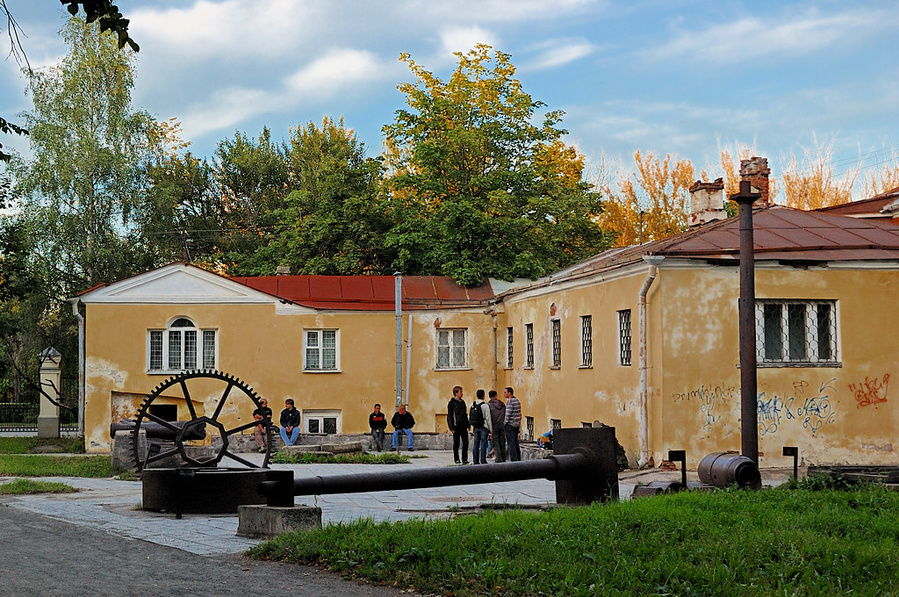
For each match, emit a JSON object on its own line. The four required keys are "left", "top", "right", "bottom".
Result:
{"left": 756, "top": 300, "right": 840, "bottom": 367}
{"left": 506, "top": 327, "right": 514, "bottom": 369}
{"left": 303, "top": 329, "right": 340, "bottom": 372}
{"left": 147, "top": 317, "right": 217, "bottom": 373}
{"left": 525, "top": 323, "right": 534, "bottom": 369}
{"left": 550, "top": 319, "right": 561, "bottom": 368}
{"left": 303, "top": 409, "right": 341, "bottom": 434}
{"left": 436, "top": 328, "right": 468, "bottom": 369}
{"left": 580, "top": 315, "right": 593, "bottom": 368}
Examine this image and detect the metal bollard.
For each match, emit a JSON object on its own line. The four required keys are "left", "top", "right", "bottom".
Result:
{"left": 259, "top": 427, "right": 620, "bottom": 506}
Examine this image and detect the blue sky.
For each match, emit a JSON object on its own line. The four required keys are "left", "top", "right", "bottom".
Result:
{"left": 2, "top": 0, "right": 898, "bottom": 197}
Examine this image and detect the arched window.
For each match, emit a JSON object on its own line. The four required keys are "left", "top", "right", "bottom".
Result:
{"left": 148, "top": 317, "right": 217, "bottom": 372}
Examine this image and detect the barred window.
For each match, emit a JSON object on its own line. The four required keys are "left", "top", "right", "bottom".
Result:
{"left": 550, "top": 319, "right": 561, "bottom": 368}
{"left": 437, "top": 328, "right": 468, "bottom": 369}
{"left": 525, "top": 323, "right": 534, "bottom": 368}
{"left": 550, "top": 418, "right": 562, "bottom": 430}
{"left": 525, "top": 416, "right": 535, "bottom": 441}
{"left": 580, "top": 315, "right": 593, "bottom": 367}
{"left": 756, "top": 300, "right": 839, "bottom": 366}
{"left": 148, "top": 318, "right": 216, "bottom": 373}
{"left": 305, "top": 329, "right": 339, "bottom": 371}
{"left": 304, "top": 410, "right": 341, "bottom": 434}
{"left": 618, "top": 309, "right": 632, "bottom": 366}
{"left": 506, "top": 327, "right": 514, "bottom": 368}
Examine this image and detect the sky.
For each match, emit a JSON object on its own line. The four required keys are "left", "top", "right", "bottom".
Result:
{"left": 2, "top": 0, "right": 898, "bottom": 197}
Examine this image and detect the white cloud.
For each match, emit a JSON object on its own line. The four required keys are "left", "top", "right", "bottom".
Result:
{"left": 439, "top": 27, "right": 498, "bottom": 56}
{"left": 528, "top": 39, "right": 597, "bottom": 70}
{"left": 286, "top": 49, "right": 386, "bottom": 99}
{"left": 648, "top": 8, "right": 893, "bottom": 64}
{"left": 414, "top": 0, "right": 598, "bottom": 23}
{"left": 179, "top": 87, "right": 274, "bottom": 138}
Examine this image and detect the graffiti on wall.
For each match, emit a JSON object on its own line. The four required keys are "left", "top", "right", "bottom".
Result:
{"left": 672, "top": 384, "right": 738, "bottom": 431}
{"left": 849, "top": 374, "right": 890, "bottom": 408}
{"left": 757, "top": 378, "right": 837, "bottom": 438}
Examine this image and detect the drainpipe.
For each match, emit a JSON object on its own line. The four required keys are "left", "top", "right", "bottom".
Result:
{"left": 638, "top": 255, "right": 664, "bottom": 467}
{"left": 68, "top": 298, "right": 85, "bottom": 437}
{"left": 394, "top": 274, "right": 403, "bottom": 408}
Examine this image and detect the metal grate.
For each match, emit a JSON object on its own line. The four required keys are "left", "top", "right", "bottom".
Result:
{"left": 525, "top": 323, "right": 534, "bottom": 368}
{"left": 618, "top": 309, "right": 632, "bottom": 366}
{"left": 525, "top": 416, "right": 535, "bottom": 441}
{"left": 437, "top": 328, "right": 468, "bottom": 369}
{"left": 580, "top": 315, "right": 593, "bottom": 367}
{"left": 506, "top": 327, "right": 514, "bottom": 368}
{"left": 551, "top": 320, "right": 561, "bottom": 367}
{"left": 550, "top": 418, "right": 562, "bottom": 430}
{"left": 756, "top": 300, "right": 838, "bottom": 365}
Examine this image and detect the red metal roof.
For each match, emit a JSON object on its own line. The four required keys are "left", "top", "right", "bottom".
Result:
{"left": 819, "top": 186, "right": 899, "bottom": 218}
{"left": 230, "top": 275, "right": 494, "bottom": 311}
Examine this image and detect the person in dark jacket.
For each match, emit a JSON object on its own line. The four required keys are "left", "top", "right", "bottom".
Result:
{"left": 391, "top": 403, "right": 415, "bottom": 450}
{"left": 279, "top": 399, "right": 301, "bottom": 446}
{"left": 252, "top": 398, "right": 273, "bottom": 453}
{"left": 487, "top": 390, "right": 508, "bottom": 462}
{"left": 447, "top": 385, "right": 469, "bottom": 464}
{"left": 369, "top": 403, "right": 388, "bottom": 451}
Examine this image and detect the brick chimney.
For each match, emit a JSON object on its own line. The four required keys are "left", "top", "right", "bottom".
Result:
{"left": 689, "top": 178, "right": 727, "bottom": 226}
{"left": 739, "top": 156, "right": 770, "bottom": 206}
{"left": 276, "top": 265, "right": 291, "bottom": 276}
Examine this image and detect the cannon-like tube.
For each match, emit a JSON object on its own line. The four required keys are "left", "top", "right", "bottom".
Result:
{"left": 698, "top": 452, "right": 761, "bottom": 488}
{"left": 110, "top": 419, "right": 206, "bottom": 441}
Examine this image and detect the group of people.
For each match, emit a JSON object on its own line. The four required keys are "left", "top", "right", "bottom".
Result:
{"left": 447, "top": 386, "right": 522, "bottom": 464}
{"left": 251, "top": 398, "right": 301, "bottom": 452}
{"left": 368, "top": 402, "right": 416, "bottom": 451}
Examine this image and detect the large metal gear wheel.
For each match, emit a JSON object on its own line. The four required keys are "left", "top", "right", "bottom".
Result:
{"left": 132, "top": 370, "right": 272, "bottom": 473}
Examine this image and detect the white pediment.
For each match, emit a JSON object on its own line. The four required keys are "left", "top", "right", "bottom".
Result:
{"left": 76, "top": 263, "right": 278, "bottom": 305}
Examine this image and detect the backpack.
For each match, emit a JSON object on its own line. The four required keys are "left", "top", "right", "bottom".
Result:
{"left": 469, "top": 402, "right": 485, "bottom": 428}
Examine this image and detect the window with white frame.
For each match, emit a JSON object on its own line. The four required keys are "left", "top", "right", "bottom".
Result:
{"left": 436, "top": 328, "right": 468, "bottom": 369}
{"left": 304, "top": 329, "right": 339, "bottom": 371}
{"left": 525, "top": 323, "right": 534, "bottom": 368}
{"left": 148, "top": 318, "right": 216, "bottom": 372}
{"left": 303, "top": 409, "right": 341, "bottom": 434}
{"left": 756, "top": 300, "right": 839, "bottom": 366}
{"left": 506, "top": 327, "right": 514, "bottom": 369}
{"left": 550, "top": 319, "right": 561, "bottom": 368}
{"left": 580, "top": 315, "right": 593, "bottom": 367}
{"left": 618, "top": 309, "right": 632, "bottom": 366}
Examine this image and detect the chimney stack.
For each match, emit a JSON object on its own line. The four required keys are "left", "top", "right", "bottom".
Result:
{"left": 689, "top": 178, "right": 727, "bottom": 226}
{"left": 739, "top": 157, "right": 770, "bottom": 207}
{"left": 276, "top": 266, "right": 291, "bottom": 276}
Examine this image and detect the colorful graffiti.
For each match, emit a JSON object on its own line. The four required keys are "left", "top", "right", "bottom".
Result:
{"left": 849, "top": 374, "right": 890, "bottom": 408}
{"left": 757, "top": 378, "right": 837, "bottom": 438}
{"left": 672, "top": 384, "right": 738, "bottom": 431}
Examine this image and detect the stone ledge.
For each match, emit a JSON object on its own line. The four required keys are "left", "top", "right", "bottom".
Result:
{"left": 237, "top": 505, "right": 322, "bottom": 539}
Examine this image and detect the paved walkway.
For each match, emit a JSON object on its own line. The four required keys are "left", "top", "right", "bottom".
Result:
{"left": 0, "top": 450, "right": 796, "bottom": 557}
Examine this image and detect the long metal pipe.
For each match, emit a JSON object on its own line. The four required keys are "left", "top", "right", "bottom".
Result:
{"left": 395, "top": 275, "right": 402, "bottom": 407}
{"left": 638, "top": 256, "right": 663, "bottom": 466}
{"left": 733, "top": 180, "right": 760, "bottom": 463}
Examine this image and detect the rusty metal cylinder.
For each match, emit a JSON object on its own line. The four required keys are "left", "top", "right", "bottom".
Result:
{"left": 697, "top": 452, "right": 761, "bottom": 488}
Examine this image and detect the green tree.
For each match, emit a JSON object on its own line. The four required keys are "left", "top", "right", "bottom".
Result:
{"left": 383, "top": 45, "right": 609, "bottom": 285}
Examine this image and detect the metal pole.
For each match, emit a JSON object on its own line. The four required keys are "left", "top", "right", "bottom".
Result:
{"left": 732, "top": 181, "right": 760, "bottom": 463}
{"left": 395, "top": 274, "right": 402, "bottom": 408}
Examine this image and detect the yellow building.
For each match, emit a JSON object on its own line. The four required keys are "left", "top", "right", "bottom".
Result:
{"left": 73, "top": 199, "right": 899, "bottom": 467}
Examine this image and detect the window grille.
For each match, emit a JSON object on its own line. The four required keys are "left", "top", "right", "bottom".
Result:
{"left": 551, "top": 319, "right": 561, "bottom": 367}
{"left": 305, "top": 330, "right": 339, "bottom": 371}
{"left": 525, "top": 416, "right": 535, "bottom": 441}
{"left": 756, "top": 300, "right": 838, "bottom": 366}
{"left": 437, "top": 328, "right": 468, "bottom": 369}
{"left": 525, "top": 323, "right": 534, "bottom": 368}
{"left": 506, "top": 327, "right": 514, "bottom": 368}
{"left": 148, "top": 318, "right": 216, "bottom": 372}
{"left": 618, "top": 309, "right": 632, "bottom": 366}
{"left": 550, "top": 418, "right": 562, "bottom": 430}
{"left": 580, "top": 315, "right": 593, "bottom": 367}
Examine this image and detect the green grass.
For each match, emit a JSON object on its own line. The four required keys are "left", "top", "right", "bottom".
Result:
{"left": 249, "top": 486, "right": 899, "bottom": 596}
{"left": 270, "top": 451, "right": 410, "bottom": 465}
{"left": 0, "top": 436, "right": 85, "bottom": 454}
{"left": 0, "top": 479, "right": 78, "bottom": 494}
{"left": 0, "top": 455, "right": 112, "bottom": 477}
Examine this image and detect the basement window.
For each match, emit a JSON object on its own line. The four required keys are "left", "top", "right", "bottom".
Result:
{"left": 756, "top": 300, "right": 840, "bottom": 367}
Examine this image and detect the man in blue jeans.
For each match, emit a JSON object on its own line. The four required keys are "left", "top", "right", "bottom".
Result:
{"left": 391, "top": 403, "right": 415, "bottom": 451}
{"left": 470, "top": 389, "right": 492, "bottom": 464}
{"left": 503, "top": 387, "right": 522, "bottom": 461}
{"left": 279, "top": 399, "right": 301, "bottom": 446}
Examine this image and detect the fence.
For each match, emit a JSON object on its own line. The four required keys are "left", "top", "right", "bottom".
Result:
{"left": 0, "top": 374, "right": 79, "bottom": 433}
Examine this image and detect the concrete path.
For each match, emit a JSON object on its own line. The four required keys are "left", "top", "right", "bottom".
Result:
{"left": 0, "top": 450, "right": 796, "bottom": 557}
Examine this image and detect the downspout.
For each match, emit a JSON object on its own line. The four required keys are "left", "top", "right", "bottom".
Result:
{"left": 638, "top": 255, "right": 664, "bottom": 467}
{"left": 68, "top": 298, "right": 85, "bottom": 437}
{"left": 394, "top": 274, "right": 403, "bottom": 408}
{"left": 404, "top": 314, "right": 412, "bottom": 406}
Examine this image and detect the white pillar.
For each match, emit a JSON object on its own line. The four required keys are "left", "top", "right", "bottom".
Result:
{"left": 37, "top": 347, "right": 61, "bottom": 438}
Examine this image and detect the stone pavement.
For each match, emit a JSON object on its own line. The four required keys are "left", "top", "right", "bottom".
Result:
{"left": 0, "top": 450, "right": 797, "bottom": 557}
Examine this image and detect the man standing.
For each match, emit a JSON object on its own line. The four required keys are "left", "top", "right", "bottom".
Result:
{"left": 487, "top": 390, "right": 508, "bottom": 463}
{"left": 470, "top": 389, "right": 492, "bottom": 464}
{"left": 503, "top": 387, "right": 522, "bottom": 462}
{"left": 391, "top": 403, "right": 415, "bottom": 451}
{"left": 279, "top": 399, "right": 301, "bottom": 447}
{"left": 252, "top": 398, "right": 273, "bottom": 453}
{"left": 368, "top": 403, "right": 388, "bottom": 451}
{"left": 447, "top": 385, "right": 469, "bottom": 464}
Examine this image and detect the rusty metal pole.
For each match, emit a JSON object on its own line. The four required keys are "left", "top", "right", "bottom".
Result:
{"left": 732, "top": 181, "right": 761, "bottom": 463}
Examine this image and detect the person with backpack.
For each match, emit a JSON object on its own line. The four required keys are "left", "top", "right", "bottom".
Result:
{"left": 470, "top": 389, "right": 492, "bottom": 464}
{"left": 447, "top": 385, "right": 469, "bottom": 464}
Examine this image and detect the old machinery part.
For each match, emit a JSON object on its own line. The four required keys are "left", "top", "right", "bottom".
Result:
{"left": 697, "top": 451, "right": 761, "bottom": 488}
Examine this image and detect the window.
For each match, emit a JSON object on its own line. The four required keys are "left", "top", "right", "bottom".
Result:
{"left": 525, "top": 323, "right": 534, "bottom": 368}
{"left": 580, "top": 315, "right": 593, "bottom": 367}
{"left": 437, "top": 328, "right": 468, "bottom": 369}
{"left": 147, "top": 318, "right": 216, "bottom": 372}
{"left": 550, "top": 319, "right": 561, "bottom": 368}
{"left": 618, "top": 309, "right": 632, "bottom": 366}
{"left": 756, "top": 300, "right": 839, "bottom": 366}
{"left": 550, "top": 418, "right": 562, "bottom": 430}
{"left": 506, "top": 327, "right": 514, "bottom": 368}
{"left": 525, "top": 416, "right": 535, "bottom": 441}
{"left": 304, "top": 329, "right": 339, "bottom": 371}
{"left": 304, "top": 409, "right": 341, "bottom": 434}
